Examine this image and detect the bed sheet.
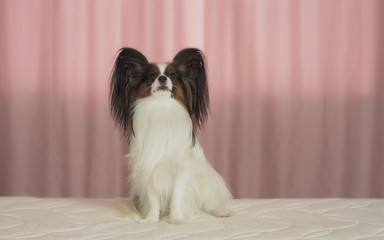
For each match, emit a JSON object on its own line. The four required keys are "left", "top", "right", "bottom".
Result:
{"left": 1, "top": 197, "right": 383, "bottom": 239}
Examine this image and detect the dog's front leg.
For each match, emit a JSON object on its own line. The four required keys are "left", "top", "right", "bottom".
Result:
{"left": 170, "top": 176, "right": 197, "bottom": 224}
{"left": 139, "top": 189, "right": 160, "bottom": 224}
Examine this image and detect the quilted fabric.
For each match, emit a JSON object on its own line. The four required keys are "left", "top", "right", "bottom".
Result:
{"left": 0, "top": 197, "right": 383, "bottom": 239}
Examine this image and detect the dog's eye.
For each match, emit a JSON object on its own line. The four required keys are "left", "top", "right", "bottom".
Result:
{"left": 148, "top": 73, "right": 157, "bottom": 81}
{"left": 168, "top": 72, "right": 176, "bottom": 79}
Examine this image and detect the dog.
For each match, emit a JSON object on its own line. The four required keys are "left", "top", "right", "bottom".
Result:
{"left": 110, "top": 48, "right": 232, "bottom": 223}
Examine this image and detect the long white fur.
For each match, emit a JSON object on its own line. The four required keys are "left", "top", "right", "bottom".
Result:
{"left": 124, "top": 82, "right": 232, "bottom": 224}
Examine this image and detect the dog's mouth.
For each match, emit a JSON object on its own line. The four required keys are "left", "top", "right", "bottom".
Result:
{"left": 152, "top": 86, "right": 173, "bottom": 96}
{"left": 154, "top": 85, "right": 173, "bottom": 93}
{"left": 157, "top": 86, "right": 170, "bottom": 91}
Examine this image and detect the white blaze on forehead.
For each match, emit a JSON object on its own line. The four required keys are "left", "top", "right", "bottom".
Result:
{"left": 152, "top": 63, "right": 173, "bottom": 98}
{"left": 156, "top": 63, "right": 168, "bottom": 75}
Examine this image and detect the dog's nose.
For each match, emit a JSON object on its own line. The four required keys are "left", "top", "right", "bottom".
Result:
{"left": 158, "top": 75, "right": 167, "bottom": 83}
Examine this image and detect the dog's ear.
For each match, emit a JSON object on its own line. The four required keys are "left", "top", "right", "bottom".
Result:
{"left": 172, "top": 48, "right": 210, "bottom": 133}
{"left": 110, "top": 48, "right": 149, "bottom": 138}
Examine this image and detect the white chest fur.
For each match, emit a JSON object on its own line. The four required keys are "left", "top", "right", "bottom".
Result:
{"left": 128, "top": 95, "right": 231, "bottom": 223}
{"left": 130, "top": 95, "right": 193, "bottom": 169}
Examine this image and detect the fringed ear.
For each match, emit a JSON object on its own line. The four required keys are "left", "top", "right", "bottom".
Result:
{"left": 110, "top": 48, "right": 149, "bottom": 138}
{"left": 172, "top": 48, "right": 210, "bottom": 134}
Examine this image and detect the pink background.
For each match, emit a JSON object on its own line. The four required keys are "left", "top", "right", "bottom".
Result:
{"left": 0, "top": 0, "right": 383, "bottom": 198}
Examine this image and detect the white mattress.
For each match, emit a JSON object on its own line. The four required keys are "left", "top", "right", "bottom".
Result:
{"left": 0, "top": 197, "right": 383, "bottom": 239}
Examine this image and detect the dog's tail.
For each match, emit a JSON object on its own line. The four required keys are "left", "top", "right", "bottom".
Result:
{"left": 108, "top": 198, "right": 142, "bottom": 222}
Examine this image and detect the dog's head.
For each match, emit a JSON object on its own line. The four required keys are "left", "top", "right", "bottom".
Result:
{"left": 110, "top": 48, "right": 209, "bottom": 138}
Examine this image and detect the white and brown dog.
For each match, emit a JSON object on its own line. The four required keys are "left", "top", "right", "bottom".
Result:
{"left": 110, "top": 48, "right": 232, "bottom": 223}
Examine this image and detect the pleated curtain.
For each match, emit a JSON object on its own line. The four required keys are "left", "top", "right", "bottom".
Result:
{"left": 0, "top": 0, "right": 383, "bottom": 198}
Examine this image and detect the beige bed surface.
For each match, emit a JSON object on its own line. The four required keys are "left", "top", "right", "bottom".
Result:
{"left": 1, "top": 197, "right": 383, "bottom": 239}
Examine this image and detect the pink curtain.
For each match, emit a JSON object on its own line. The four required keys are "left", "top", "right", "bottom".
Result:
{"left": 0, "top": 0, "right": 383, "bottom": 198}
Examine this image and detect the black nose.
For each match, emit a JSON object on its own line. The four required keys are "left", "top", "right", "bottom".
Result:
{"left": 158, "top": 75, "right": 167, "bottom": 83}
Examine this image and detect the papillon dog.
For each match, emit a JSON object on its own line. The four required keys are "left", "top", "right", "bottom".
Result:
{"left": 110, "top": 48, "right": 232, "bottom": 224}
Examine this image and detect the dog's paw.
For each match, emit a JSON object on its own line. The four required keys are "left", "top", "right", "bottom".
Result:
{"left": 169, "top": 216, "right": 186, "bottom": 224}
{"left": 210, "top": 207, "right": 231, "bottom": 218}
{"left": 139, "top": 217, "right": 159, "bottom": 224}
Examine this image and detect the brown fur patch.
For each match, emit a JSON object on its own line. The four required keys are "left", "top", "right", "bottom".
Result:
{"left": 165, "top": 64, "right": 196, "bottom": 127}
{"left": 173, "top": 86, "right": 188, "bottom": 111}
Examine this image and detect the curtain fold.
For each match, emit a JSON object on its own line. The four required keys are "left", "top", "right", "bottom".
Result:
{"left": 0, "top": 0, "right": 383, "bottom": 198}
